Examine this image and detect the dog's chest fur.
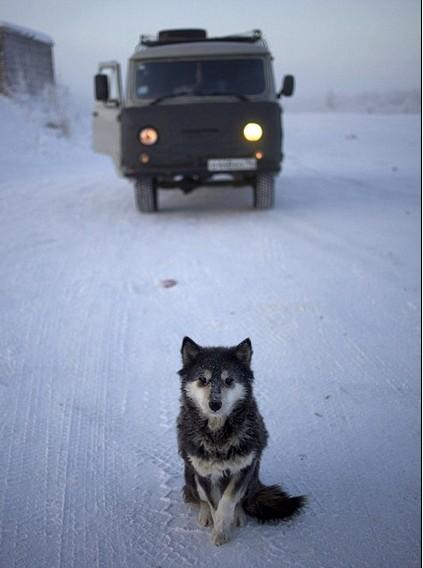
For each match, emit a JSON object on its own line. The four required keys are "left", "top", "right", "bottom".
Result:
{"left": 188, "top": 426, "right": 255, "bottom": 479}
{"left": 188, "top": 450, "right": 256, "bottom": 480}
{"left": 178, "top": 400, "right": 267, "bottom": 481}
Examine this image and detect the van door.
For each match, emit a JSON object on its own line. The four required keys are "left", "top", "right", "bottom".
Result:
{"left": 92, "top": 61, "right": 123, "bottom": 171}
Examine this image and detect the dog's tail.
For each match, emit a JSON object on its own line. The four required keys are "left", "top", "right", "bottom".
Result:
{"left": 243, "top": 482, "right": 306, "bottom": 523}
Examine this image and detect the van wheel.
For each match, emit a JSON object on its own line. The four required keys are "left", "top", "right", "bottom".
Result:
{"left": 254, "top": 173, "right": 275, "bottom": 209}
{"left": 134, "top": 177, "right": 158, "bottom": 213}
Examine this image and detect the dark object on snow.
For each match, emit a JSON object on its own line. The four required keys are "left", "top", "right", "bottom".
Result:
{"left": 160, "top": 279, "right": 178, "bottom": 288}
{"left": 177, "top": 337, "right": 305, "bottom": 545}
{"left": 0, "top": 22, "right": 55, "bottom": 97}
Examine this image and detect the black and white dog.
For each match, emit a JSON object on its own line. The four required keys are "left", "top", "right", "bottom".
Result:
{"left": 177, "top": 337, "right": 305, "bottom": 545}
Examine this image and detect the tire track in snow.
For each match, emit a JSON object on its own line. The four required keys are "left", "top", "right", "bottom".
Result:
{"left": 151, "top": 377, "right": 199, "bottom": 567}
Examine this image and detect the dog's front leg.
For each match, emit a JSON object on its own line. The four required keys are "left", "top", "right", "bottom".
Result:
{"left": 198, "top": 501, "right": 214, "bottom": 527}
{"left": 212, "top": 493, "right": 237, "bottom": 545}
{"left": 234, "top": 502, "right": 247, "bottom": 527}
{"left": 212, "top": 465, "right": 255, "bottom": 545}
{"left": 195, "top": 475, "right": 217, "bottom": 528}
{"left": 211, "top": 473, "right": 247, "bottom": 544}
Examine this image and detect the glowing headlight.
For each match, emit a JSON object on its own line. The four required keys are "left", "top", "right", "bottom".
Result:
{"left": 139, "top": 127, "right": 159, "bottom": 145}
{"left": 243, "top": 122, "right": 263, "bottom": 142}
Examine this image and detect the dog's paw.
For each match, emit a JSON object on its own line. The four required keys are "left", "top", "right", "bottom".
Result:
{"left": 212, "top": 528, "right": 231, "bottom": 546}
{"left": 198, "top": 503, "right": 213, "bottom": 527}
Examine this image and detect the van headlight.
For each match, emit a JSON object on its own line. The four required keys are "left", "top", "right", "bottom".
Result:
{"left": 139, "top": 127, "right": 159, "bottom": 145}
{"left": 243, "top": 122, "right": 263, "bottom": 142}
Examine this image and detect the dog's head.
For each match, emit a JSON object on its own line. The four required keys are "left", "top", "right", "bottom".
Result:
{"left": 178, "top": 337, "right": 253, "bottom": 420}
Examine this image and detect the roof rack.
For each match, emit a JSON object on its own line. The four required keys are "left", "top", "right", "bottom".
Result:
{"left": 136, "top": 29, "right": 267, "bottom": 50}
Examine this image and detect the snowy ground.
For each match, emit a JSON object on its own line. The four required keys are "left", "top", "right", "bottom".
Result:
{"left": 0, "top": 99, "right": 420, "bottom": 567}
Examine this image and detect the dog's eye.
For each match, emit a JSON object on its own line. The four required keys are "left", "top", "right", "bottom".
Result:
{"left": 225, "top": 377, "right": 234, "bottom": 386}
{"left": 197, "top": 376, "right": 208, "bottom": 386}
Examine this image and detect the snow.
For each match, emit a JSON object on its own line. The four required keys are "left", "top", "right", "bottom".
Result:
{"left": 0, "top": 21, "right": 54, "bottom": 45}
{"left": 287, "top": 89, "right": 421, "bottom": 114}
{"left": 0, "top": 95, "right": 420, "bottom": 567}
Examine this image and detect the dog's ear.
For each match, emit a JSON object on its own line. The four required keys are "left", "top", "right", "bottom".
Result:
{"left": 181, "top": 336, "right": 202, "bottom": 366}
{"left": 234, "top": 338, "right": 253, "bottom": 366}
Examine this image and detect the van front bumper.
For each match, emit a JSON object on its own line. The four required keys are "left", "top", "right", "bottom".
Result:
{"left": 120, "top": 101, "right": 283, "bottom": 177}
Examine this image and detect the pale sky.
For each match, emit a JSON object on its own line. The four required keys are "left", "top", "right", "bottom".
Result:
{"left": 1, "top": 0, "right": 421, "bottom": 104}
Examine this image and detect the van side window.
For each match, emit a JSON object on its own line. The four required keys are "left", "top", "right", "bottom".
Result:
{"left": 100, "top": 66, "right": 120, "bottom": 102}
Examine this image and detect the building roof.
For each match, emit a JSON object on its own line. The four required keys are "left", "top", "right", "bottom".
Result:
{"left": 0, "top": 21, "right": 54, "bottom": 45}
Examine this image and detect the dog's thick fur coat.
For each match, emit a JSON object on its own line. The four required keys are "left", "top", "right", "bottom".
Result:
{"left": 177, "top": 337, "right": 305, "bottom": 545}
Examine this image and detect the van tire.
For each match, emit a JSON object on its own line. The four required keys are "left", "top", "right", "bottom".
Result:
{"left": 135, "top": 177, "right": 158, "bottom": 213}
{"left": 254, "top": 173, "right": 275, "bottom": 209}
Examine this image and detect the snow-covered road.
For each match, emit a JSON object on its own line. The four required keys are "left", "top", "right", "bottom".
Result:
{"left": 0, "top": 106, "right": 420, "bottom": 567}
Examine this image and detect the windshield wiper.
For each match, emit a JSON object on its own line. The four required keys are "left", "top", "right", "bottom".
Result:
{"left": 150, "top": 90, "right": 197, "bottom": 105}
{"left": 197, "top": 91, "right": 249, "bottom": 101}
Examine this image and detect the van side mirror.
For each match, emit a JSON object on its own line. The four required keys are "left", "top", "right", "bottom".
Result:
{"left": 278, "top": 75, "right": 295, "bottom": 98}
{"left": 95, "top": 74, "right": 109, "bottom": 101}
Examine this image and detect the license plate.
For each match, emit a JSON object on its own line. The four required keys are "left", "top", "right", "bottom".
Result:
{"left": 207, "top": 158, "right": 257, "bottom": 171}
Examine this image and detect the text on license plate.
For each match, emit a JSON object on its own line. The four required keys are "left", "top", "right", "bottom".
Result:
{"left": 207, "top": 158, "right": 257, "bottom": 171}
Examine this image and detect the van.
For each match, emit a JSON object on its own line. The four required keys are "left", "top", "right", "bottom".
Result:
{"left": 93, "top": 29, "right": 294, "bottom": 212}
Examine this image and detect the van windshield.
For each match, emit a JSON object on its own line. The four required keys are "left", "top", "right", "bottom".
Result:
{"left": 135, "top": 58, "right": 265, "bottom": 99}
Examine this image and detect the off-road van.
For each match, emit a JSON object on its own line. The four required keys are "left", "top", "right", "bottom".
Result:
{"left": 92, "top": 29, "right": 294, "bottom": 212}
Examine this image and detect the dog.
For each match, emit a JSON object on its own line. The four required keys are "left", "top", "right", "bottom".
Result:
{"left": 177, "top": 336, "right": 305, "bottom": 545}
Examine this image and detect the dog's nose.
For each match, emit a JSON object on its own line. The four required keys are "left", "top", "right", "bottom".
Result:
{"left": 209, "top": 400, "right": 222, "bottom": 412}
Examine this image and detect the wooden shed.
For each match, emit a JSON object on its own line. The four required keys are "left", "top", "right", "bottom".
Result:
{"left": 0, "top": 22, "right": 55, "bottom": 96}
